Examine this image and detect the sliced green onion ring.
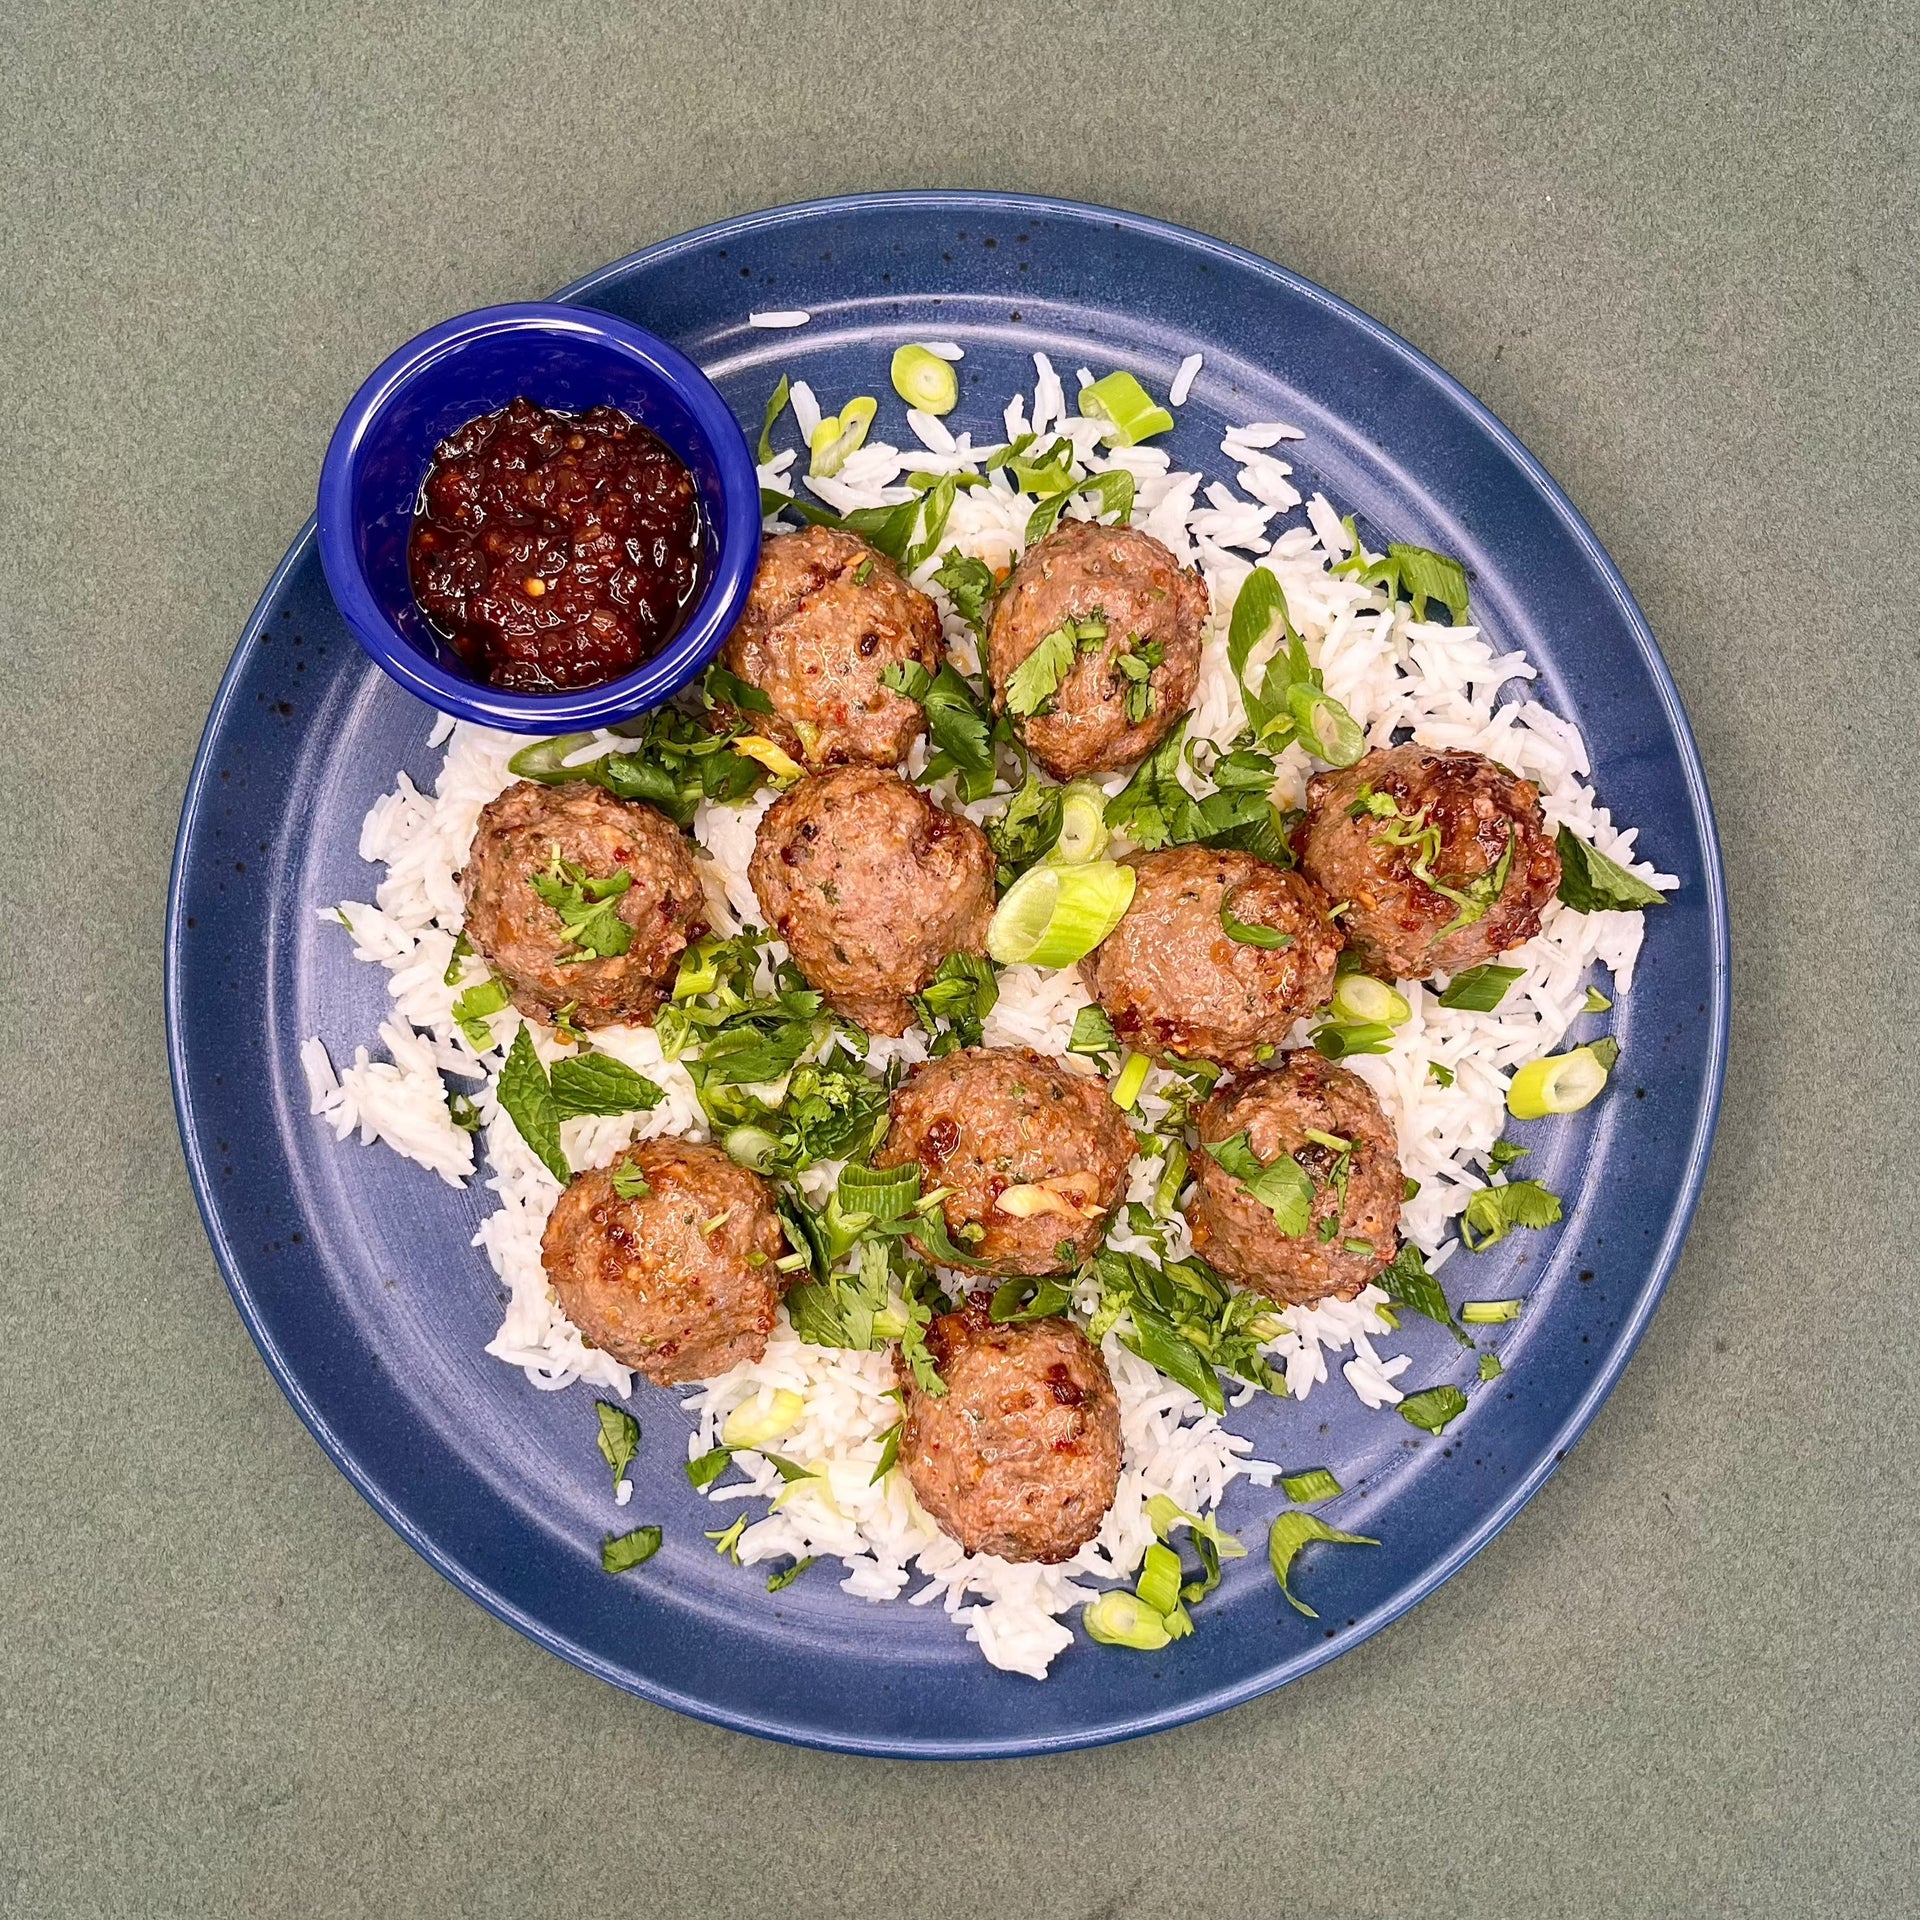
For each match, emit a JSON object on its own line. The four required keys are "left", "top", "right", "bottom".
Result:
{"left": 1080, "top": 371, "right": 1175, "bottom": 445}
{"left": 808, "top": 395, "right": 877, "bottom": 478}
{"left": 1049, "top": 781, "right": 1111, "bottom": 866}
{"left": 1507, "top": 1043, "right": 1613, "bottom": 1119}
{"left": 891, "top": 344, "right": 959, "bottom": 416}
{"left": 1329, "top": 973, "right": 1411, "bottom": 1027}
{"left": 986, "top": 860, "right": 1136, "bottom": 967}
{"left": 1286, "top": 682, "right": 1365, "bottom": 766}
{"left": 1082, "top": 1590, "right": 1172, "bottom": 1650}
{"left": 1111, "top": 1051, "right": 1151, "bottom": 1111}
{"left": 722, "top": 1124, "right": 779, "bottom": 1172}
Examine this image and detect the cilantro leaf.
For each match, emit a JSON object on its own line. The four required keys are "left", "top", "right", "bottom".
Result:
{"left": 1376, "top": 1240, "right": 1469, "bottom": 1346}
{"left": 594, "top": 1402, "right": 639, "bottom": 1488}
{"left": 529, "top": 851, "right": 635, "bottom": 961}
{"left": 610, "top": 1160, "right": 651, "bottom": 1200}
{"left": 1208, "top": 1132, "right": 1314, "bottom": 1235}
{"left": 1461, "top": 1179, "right": 1564, "bottom": 1252}
{"left": 685, "top": 1445, "right": 733, "bottom": 1489}
{"left": 931, "top": 549, "right": 996, "bottom": 634}
{"left": 548, "top": 1053, "right": 666, "bottom": 1119}
{"left": 1486, "top": 1139, "right": 1530, "bottom": 1173}
{"left": 883, "top": 659, "right": 994, "bottom": 780}
{"left": 985, "top": 774, "right": 1064, "bottom": 887}
{"left": 1005, "top": 618, "right": 1094, "bottom": 718}
{"left": 1397, "top": 1384, "right": 1469, "bottom": 1434}
{"left": 1478, "top": 1351, "right": 1505, "bottom": 1381}
{"left": 1555, "top": 826, "right": 1666, "bottom": 913}
{"left": 600, "top": 1526, "right": 663, "bottom": 1573}
{"left": 701, "top": 661, "right": 775, "bottom": 716}
{"left": 497, "top": 1026, "right": 569, "bottom": 1184}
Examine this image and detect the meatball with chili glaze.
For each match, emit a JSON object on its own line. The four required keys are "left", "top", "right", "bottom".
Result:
{"left": 1081, "top": 845, "right": 1344, "bottom": 1071}
{"left": 748, "top": 766, "right": 994, "bottom": 1035}
{"left": 541, "top": 1139, "right": 788, "bottom": 1386}
{"left": 874, "top": 1047, "right": 1134, "bottom": 1276}
{"left": 1294, "top": 745, "right": 1561, "bottom": 982}
{"left": 715, "top": 525, "right": 943, "bottom": 768}
{"left": 985, "top": 520, "right": 1207, "bottom": 780}
{"left": 1186, "top": 1052, "right": 1403, "bottom": 1307}
{"left": 896, "top": 1293, "right": 1123, "bottom": 1564}
{"left": 461, "top": 780, "right": 709, "bottom": 1029}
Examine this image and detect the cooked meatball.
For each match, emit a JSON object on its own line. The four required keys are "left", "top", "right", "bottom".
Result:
{"left": 1081, "top": 845, "right": 1344, "bottom": 1070}
{"left": 716, "top": 525, "right": 942, "bottom": 768}
{"left": 874, "top": 1047, "right": 1134, "bottom": 1276}
{"left": 1294, "top": 745, "right": 1561, "bottom": 982}
{"left": 541, "top": 1139, "right": 787, "bottom": 1386}
{"left": 984, "top": 520, "right": 1207, "bottom": 780}
{"left": 461, "top": 780, "right": 709, "bottom": 1028}
{"left": 748, "top": 766, "right": 994, "bottom": 1035}
{"left": 1186, "top": 1052, "right": 1402, "bottom": 1306}
{"left": 897, "top": 1294, "right": 1122, "bottom": 1564}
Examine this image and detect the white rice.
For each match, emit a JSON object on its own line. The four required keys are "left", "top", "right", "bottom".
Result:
{"left": 1170, "top": 352, "right": 1202, "bottom": 405}
{"left": 305, "top": 366, "right": 1675, "bottom": 1678}
{"left": 747, "top": 310, "right": 810, "bottom": 329}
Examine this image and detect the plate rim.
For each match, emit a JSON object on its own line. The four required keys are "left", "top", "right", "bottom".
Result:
{"left": 166, "top": 190, "right": 1731, "bottom": 1757}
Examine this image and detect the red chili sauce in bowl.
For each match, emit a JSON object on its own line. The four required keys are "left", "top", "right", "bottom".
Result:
{"left": 408, "top": 398, "right": 707, "bottom": 693}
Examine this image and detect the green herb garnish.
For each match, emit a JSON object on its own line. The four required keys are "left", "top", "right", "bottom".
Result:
{"left": 1280, "top": 1469, "right": 1344, "bottom": 1504}
{"left": 1209, "top": 1131, "right": 1314, "bottom": 1235}
{"left": 1555, "top": 827, "right": 1665, "bottom": 913}
{"left": 609, "top": 1160, "right": 651, "bottom": 1200}
{"left": 1437, "top": 964, "right": 1525, "bottom": 1012}
{"left": 1461, "top": 1179, "right": 1563, "bottom": 1252}
{"left": 497, "top": 1025, "right": 568, "bottom": 1184}
{"left": 600, "top": 1525, "right": 663, "bottom": 1573}
{"left": 766, "top": 1556, "right": 817, "bottom": 1593}
{"left": 594, "top": 1402, "right": 639, "bottom": 1488}
{"left": 548, "top": 1052, "right": 666, "bottom": 1119}
{"left": 452, "top": 976, "right": 512, "bottom": 1050}
{"left": 1219, "top": 885, "right": 1294, "bottom": 951}
{"left": 530, "top": 850, "right": 635, "bottom": 962}
{"left": 1397, "top": 1384, "right": 1469, "bottom": 1434}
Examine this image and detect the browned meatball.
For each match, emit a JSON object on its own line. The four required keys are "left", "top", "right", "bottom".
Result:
{"left": 716, "top": 526, "right": 942, "bottom": 768}
{"left": 874, "top": 1047, "right": 1134, "bottom": 1276}
{"left": 747, "top": 766, "right": 994, "bottom": 1036}
{"left": 985, "top": 520, "right": 1207, "bottom": 780}
{"left": 1081, "top": 846, "right": 1344, "bottom": 1070}
{"left": 541, "top": 1139, "right": 787, "bottom": 1386}
{"left": 461, "top": 780, "right": 709, "bottom": 1029}
{"left": 1294, "top": 745, "right": 1561, "bottom": 982}
{"left": 897, "top": 1294, "right": 1122, "bottom": 1564}
{"left": 1186, "top": 1052, "right": 1402, "bottom": 1306}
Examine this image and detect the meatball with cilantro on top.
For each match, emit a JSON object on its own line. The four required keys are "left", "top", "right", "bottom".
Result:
{"left": 1081, "top": 845, "right": 1345, "bottom": 1070}
{"left": 714, "top": 525, "right": 943, "bottom": 769}
{"left": 874, "top": 1047, "right": 1134, "bottom": 1276}
{"left": 1185, "top": 1051, "right": 1402, "bottom": 1307}
{"left": 985, "top": 519, "right": 1207, "bottom": 780}
{"left": 542, "top": 1139, "right": 788, "bottom": 1386}
{"left": 896, "top": 1292, "right": 1122, "bottom": 1564}
{"left": 747, "top": 765, "right": 995, "bottom": 1036}
{"left": 461, "top": 780, "right": 709, "bottom": 1029}
{"left": 1294, "top": 745, "right": 1561, "bottom": 982}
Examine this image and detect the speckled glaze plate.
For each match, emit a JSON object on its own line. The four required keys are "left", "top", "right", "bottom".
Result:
{"left": 166, "top": 192, "right": 1729, "bottom": 1757}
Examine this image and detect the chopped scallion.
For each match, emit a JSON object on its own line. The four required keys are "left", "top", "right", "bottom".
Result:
{"left": 1461, "top": 1298, "right": 1525, "bottom": 1324}
{"left": 1329, "top": 973, "right": 1411, "bottom": 1026}
{"left": 986, "top": 860, "right": 1136, "bottom": 967}
{"left": 1080, "top": 370, "right": 1176, "bottom": 445}
{"left": 1111, "top": 1050, "right": 1151, "bottom": 1111}
{"left": 1507, "top": 1043, "right": 1614, "bottom": 1119}
{"left": 1082, "top": 1590, "right": 1172, "bottom": 1650}
{"left": 720, "top": 1389, "right": 804, "bottom": 1452}
{"left": 890, "top": 344, "right": 959, "bottom": 415}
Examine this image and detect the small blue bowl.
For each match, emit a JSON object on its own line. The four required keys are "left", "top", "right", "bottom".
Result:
{"left": 316, "top": 302, "right": 761, "bottom": 732}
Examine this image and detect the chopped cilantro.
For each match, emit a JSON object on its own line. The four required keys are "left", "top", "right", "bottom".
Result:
{"left": 930, "top": 548, "right": 996, "bottom": 634}
{"left": 451, "top": 976, "right": 511, "bottom": 1050}
{"left": 594, "top": 1402, "right": 639, "bottom": 1489}
{"left": 1478, "top": 1351, "right": 1505, "bottom": 1381}
{"left": 600, "top": 1526, "right": 663, "bottom": 1573}
{"left": 1461, "top": 1179, "right": 1564, "bottom": 1252}
{"left": 1377, "top": 1240, "right": 1469, "bottom": 1345}
{"left": 529, "top": 850, "right": 634, "bottom": 962}
{"left": 1209, "top": 1131, "right": 1314, "bottom": 1235}
{"left": 1397, "top": 1384, "right": 1469, "bottom": 1434}
{"left": 609, "top": 1160, "right": 651, "bottom": 1201}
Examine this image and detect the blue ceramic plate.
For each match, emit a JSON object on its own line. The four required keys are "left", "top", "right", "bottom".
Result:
{"left": 167, "top": 192, "right": 1728, "bottom": 1757}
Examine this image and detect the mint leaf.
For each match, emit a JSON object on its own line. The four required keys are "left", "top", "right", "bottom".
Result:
{"left": 1437, "top": 963, "right": 1525, "bottom": 1012}
{"left": 549, "top": 1053, "right": 666, "bottom": 1119}
{"left": 497, "top": 1026, "right": 569, "bottom": 1184}
{"left": 1555, "top": 826, "right": 1666, "bottom": 913}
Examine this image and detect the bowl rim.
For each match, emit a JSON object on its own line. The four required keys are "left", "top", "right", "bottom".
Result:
{"left": 314, "top": 300, "right": 762, "bottom": 732}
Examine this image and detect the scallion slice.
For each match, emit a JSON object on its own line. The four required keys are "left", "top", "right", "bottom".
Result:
{"left": 890, "top": 344, "right": 959, "bottom": 415}
{"left": 1506, "top": 1043, "right": 1614, "bottom": 1119}
{"left": 1438, "top": 963, "right": 1525, "bottom": 1012}
{"left": 1460, "top": 1298, "right": 1525, "bottom": 1324}
{"left": 1082, "top": 1590, "right": 1172, "bottom": 1650}
{"left": 1111, "top": 1051, "right": 1151, "bottom": 1111}
{"left": 720, "top": 1389, "right": 804, "bottom": 1452}
{"left": 722, "top": 1125, "right": 779, "bottom": 1172}
{"left": 808, "top": 395, "right": 877, "bottom": 478}
{"left": 1049, "top": 781, "right": 1111, "bottom": 866}
{"left": 1312, "top": 1020, "right": 1396, "bottom": 1060}
{"left": 1329, "top": 973, "right": 1411, "bottom": 1026}
{"left": 1135, "top": 1542, "right": 1184, "bottom": 1616}
{"left": 1080, "top": 370, "right": 1176, "bottom": 445}
{"left": 986, "top": 860, "right": 1135, "bottom": 967}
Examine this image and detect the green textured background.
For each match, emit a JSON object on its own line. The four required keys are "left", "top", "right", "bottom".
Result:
{"left": 3, "top": 1, "right": 1914, "bottom": 1913}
